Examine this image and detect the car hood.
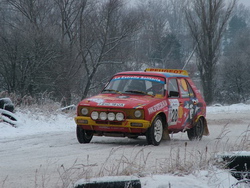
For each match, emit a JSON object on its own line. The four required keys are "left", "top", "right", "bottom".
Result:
{"left": 78, "top": 94, "right": 164, "bottom": 109}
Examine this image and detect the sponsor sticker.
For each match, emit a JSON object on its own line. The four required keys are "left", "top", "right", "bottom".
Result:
{"left": 112, "top": 75, "right": 165, "bottom": 84}
{"left": 148, "top": 101, "right": 167, "bottom": 114}
{"left": 87, "top": 98, "right": 104, "bottom": 103}
{"left": 117, "top": 96, "right": 129, "bottom": 99}
{"left": 98, "top": 103, "right": 125, "bottom": 107}
{"left": 134, "top": 104, "right": 146, "bottom": 109}
{"left": 145, "top": 68, "right": 188, "bottom": 76}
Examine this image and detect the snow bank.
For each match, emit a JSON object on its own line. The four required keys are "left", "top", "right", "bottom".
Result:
{"left": 207, "top": 103, "right": 250, "bottom": 114}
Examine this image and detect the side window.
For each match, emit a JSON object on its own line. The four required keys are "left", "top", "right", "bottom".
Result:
{"left": 177, "top": 78, "right": 195, "bottom": 98}
{"left": 168, "top": 79, "right": 179, "bottom": 97}
{"left": 187, "top": 81, "right": 195, "bottom": 98}
{"left": 178, "top": 78, "right": 189, "bottom": 98}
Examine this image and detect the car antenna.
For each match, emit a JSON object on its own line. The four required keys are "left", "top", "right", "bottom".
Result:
{"left": 182, "top": 42, "right": 197, "bottom": 70}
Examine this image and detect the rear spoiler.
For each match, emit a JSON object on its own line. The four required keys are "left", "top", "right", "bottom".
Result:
{"left": 145, "top": 68, "right": 189, "bottom": 76}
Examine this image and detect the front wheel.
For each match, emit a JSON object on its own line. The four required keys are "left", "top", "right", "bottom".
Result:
{"left": 146, "top": 115, "right": 163, "bottom": 146}
{"left": 187, "top": 118, "right": 204, "bottom": 141}
{"left": 76, "top": 126, "right": 93, "bottom": 144}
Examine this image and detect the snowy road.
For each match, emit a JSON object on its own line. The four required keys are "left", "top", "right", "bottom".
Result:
{"left": 0, "top": 105, "right": 250, "bottom": 188}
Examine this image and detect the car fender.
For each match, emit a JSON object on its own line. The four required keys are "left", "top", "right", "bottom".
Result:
{"left": 150, "top": 111, "right": 167, "bottom": 128}
{"left": 193, "top": 115, "right": 209, "bottom": 136}
{"left": 149, "top": 111, "right": 170, "bottom": 140}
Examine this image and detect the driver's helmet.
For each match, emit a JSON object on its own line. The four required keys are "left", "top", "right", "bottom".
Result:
{"left": 127, "top": 80, "right": 145, "bottom": 91}
{"left": 152, "top": 82, "right": 164, "bottom": 95}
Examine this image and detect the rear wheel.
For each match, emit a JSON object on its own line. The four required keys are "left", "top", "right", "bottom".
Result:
{"left": 146, "top": 115, "right": 163, "bottom": 146}
{"left": 187, "top": 118, "right": 204, "bottom": 141}
{"left": 76, "top": 126, "right": 93, "bottom": 143}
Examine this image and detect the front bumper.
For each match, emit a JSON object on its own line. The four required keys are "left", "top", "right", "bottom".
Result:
{"left": 75, "top": 116, "right": 151, "bottom": 133}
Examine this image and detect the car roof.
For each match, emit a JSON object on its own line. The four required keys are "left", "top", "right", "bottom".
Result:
{"left": 115, "top": 70, "right": 189, "bottom": 78}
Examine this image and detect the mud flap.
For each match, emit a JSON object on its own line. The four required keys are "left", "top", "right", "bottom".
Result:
{"left": 162, "top": 127, "right": 170, "bottom": 140}
{"left": 203, "top": 118, "right": 209, "bottom": 136}
{"left": 194, "top": 116, "right": 209, "bottom": 136}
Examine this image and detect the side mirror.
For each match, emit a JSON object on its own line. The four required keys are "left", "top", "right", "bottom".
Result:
{"left": 168, "top": 91, "right": 179, "bottom": 97}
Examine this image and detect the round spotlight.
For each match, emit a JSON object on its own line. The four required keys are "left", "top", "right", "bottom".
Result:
{"left": 116, "top": 112, "right": 124, "bottom": 121}
{"left": 91, "top": 111, "right": 98, "bottom": 120}
{"left": 100, "top": 112, "right": 107, "bottom": 120}
{"left": 108, "top": 112, "right": 115, "bottom": 121}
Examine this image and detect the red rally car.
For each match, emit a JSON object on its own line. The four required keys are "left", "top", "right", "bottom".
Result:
{"left": 75, "top": 68, "right": 209, "bottom": 146}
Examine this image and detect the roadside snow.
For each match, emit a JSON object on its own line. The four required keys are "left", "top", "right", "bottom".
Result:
{"left": 207, "top": 103, "right": 250, "bottom": 113}
{"left": 0, "top": 103, "right": 249, "bottom": 188}
{"left": 0, "top": 110, "right": 74, "bottom": 139}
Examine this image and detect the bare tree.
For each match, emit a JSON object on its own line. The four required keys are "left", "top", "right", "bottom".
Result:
{"left": 186, "top": 0, "right": 236, "bottom": 105}
{"left": 218, "top": 6, "right": 250, "bottom": 103}
{"left": 0, "top": 0, "right": 144, "bottom": 104}
{"left": 52, "top": 0, "right": 88, "bottom": 105}
{"left": 78, "top": 0, "right": 144, "bottom": 99}
{"left": 135, "top": 0, "right": 190, "bottom": 69}
{"left": 0, "top": 0, "right": 63, "bottom": 100}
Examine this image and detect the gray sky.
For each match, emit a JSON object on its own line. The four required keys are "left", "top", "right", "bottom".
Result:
{"left": 238, "top": 0, "right": 250, "bottom": 6}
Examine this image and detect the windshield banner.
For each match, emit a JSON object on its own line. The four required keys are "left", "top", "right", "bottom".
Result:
{"left": 112, "top": 75, "right": 165, "bottom": 84}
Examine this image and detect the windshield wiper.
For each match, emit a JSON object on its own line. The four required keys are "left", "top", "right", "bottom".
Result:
{"left": 102, "top": 89, "right": 122, "bottom": 94}
{"left": 125, "top": 90, "right": 154, "bottom": 96}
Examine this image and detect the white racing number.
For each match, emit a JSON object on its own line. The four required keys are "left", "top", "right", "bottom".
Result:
{"left": 168, "top": 99, "right": 179, "bottom": 126}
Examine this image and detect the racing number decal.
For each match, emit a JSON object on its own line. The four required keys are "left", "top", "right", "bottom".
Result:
{"left": 168, "top": 99, "right": 179, "bottom": 125}
{"left": 171, "top": 108, "right": 178, "bottom": 122}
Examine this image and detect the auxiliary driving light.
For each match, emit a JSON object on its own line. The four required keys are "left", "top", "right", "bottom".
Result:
{"left": 108, "top": 112, "right": 115, "bottom": 121}
{"left": 91, "top": 111, "right": 98, "bottom": 120}
{"left": 100, "top": 112, "right": 107, "bottom": 120}
{"left": 116, "top": 112, "right": 124, "bottom": 121}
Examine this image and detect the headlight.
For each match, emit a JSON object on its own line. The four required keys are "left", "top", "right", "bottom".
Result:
{"left": 81, "top": 108, "right": 88, "bottom": 115}
{"left": 116, "top": 112, "right": 124, "bottom": 121}
{"left": 108, "top": 112, "right": 115, "bottom": 121}
{"left": 134, "top": 110, "right": 142, "bottom": 118}
{"left": 100, "top": 112, "right": 107, "bottom": 120}
{"left": 91, "top": 111, "right": 98, "bottom": 120}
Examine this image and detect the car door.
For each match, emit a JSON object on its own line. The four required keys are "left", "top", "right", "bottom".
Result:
{"left": 176, "top": 78, "right": 197, "bottom": 129}
{"left": 167, "top": 78, "right": 180, "bottom": 127}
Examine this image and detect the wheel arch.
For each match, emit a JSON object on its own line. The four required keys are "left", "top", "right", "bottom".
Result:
{"left": 151, "top": 112, "right": 167, "bottom": 129}
{"left": 194, "top": 115, "right": 209, "bottom": 136}
{"left": 146, "top": 112, "right": 167, "bottom": 145}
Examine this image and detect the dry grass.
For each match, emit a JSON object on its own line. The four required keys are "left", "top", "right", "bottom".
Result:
{"left": 1, "top": 128, "right": 248, "bottom": 188}
{"left": 50, "top": 124, "right": 248, "bottom": 188}
{"left": 31, "top": 131, "right": 248, "bottom": 188}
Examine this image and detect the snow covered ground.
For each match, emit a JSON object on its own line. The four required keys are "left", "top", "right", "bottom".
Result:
{"left": 0, "top": 103, "right": 250, "bottom": 188}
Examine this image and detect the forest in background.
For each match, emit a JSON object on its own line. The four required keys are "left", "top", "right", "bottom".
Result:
{"left": 0, "top": 0, "right": 250, "bottom": 106}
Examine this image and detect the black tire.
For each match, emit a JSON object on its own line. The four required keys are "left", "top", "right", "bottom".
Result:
{"left": 2, "top": 114, "right": 17, "bottom": 121}
{"left": 0, "top": 109, "right": 19, "bottom": 127}
{"left": 76, "top": 126, "right": 93, "bottom": 144}
{"left": 146, "top": 115, "right": 163, "bottom": 146}
{"left": 187, "top": 118, "right": 204, "bottom": 141}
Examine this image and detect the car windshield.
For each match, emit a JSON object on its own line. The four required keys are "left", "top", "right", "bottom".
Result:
{"left": 102, "top": 75, "right": 166, "bottom": 96}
